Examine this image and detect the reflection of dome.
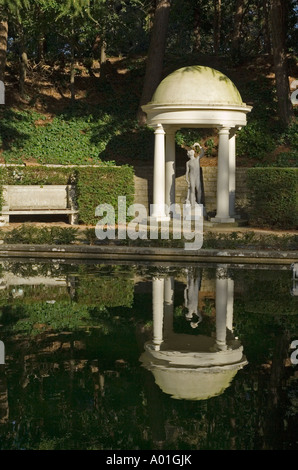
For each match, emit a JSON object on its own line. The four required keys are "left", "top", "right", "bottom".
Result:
{"left": 140, "top": 340, "right": 247, "bottom": 401}
{"left": 150, "top": 66, "right": 243, "bottom": 106}
{"left": 142, "top": 363, "right": 240, "bottom": 400}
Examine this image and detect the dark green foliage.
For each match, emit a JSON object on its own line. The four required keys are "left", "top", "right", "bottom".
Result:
{"left": 0, "top": 165, "right": 74, "bottom": 186}
{"left": 246, "top": 168, "right": 298, "bottom": 228}
{"left": 76, "top": 165, "right": 134, "bottom": 225}
{"left": 237, "top": 121, "right": 276, "bottom": 161}
{"left": 0, "top": 109, "right": 103, "bottom": 164}
{"left": 202, "top": 230, "right": 298, "bottom": 251}
{"left": 2, "top": 224, "right": 78, "bottom": 244}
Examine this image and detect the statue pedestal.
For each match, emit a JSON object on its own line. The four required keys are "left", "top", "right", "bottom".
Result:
{"left": 210, "top": 216, "right": 235, "bottom": 223}
{"left": 184, "top": 203, "right": 204, "bottom": 221}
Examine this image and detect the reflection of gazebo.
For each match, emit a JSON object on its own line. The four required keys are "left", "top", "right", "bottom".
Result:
{"left": 140, "top": 270, "right": 247, "bottom": 400}
{"left": 142, "top": 66, "right": 252, "bottom": 222}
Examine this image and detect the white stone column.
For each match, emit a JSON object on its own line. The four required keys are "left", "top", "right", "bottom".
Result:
{"left": 229, "top": 130, "right": 236, "bottom": 218}
{"left": 165, "top": 128, "right": 176, "bottom": 211}
{"left": 152, "top": 277, "right": 165, "bottom": 350}
{"left": 226, "top": 278, "right": 234, "bottom": 332}
{"left": 211, "top": 127, "right": 235, "bottom": 223}
{"left": 215, "top": 267, "right": 228, "bottom": 350}
{"left": 151, "top": 124, "right": 169, "bottom": 221}
{"left": 164, "top": 276, "right": 174, "bottom": 339}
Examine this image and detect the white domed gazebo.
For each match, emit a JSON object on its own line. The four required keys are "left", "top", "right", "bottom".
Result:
{"left": 142, "top": 66, "right": 252, "bottom": 223}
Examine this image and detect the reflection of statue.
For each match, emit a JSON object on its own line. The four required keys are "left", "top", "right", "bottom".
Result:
{"left": 184, "top": 269, "right": 202, "bottom": 327}
{"left": 185, "top": 143, "right": 204, "bottom": 207}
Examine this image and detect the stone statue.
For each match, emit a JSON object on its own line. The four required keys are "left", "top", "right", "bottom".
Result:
{"left": 185, "top": 143, "right": 204, "bottom": 206}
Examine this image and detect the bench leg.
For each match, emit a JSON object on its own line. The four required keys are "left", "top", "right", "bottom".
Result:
{"left": 0, "top": 214, "right": 9, "bottom": 226}
{"left": 69, "top": 213, "right": 78, "bottom": 225}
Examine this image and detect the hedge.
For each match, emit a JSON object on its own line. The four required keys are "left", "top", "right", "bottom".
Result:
{"left": 246, "top": 168, "right": 298, "bottom": 229}
{"left": 76, "top": 165, "right": 135, "bottom": 225}
{"left": 0, "top": 165, "right": 135, "bottom": 225}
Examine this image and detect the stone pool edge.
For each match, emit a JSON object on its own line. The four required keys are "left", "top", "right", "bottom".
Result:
{"left": 0, "top": 244, "right": 296, "bottom": 265}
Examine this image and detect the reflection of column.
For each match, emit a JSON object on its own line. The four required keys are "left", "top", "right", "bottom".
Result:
{"left": 226, "top": 278, "right": 234, "bottom": 332}
{"left": 152, "top": 278, "right": 164, "bottom": 350}
{"left": 151, "top": 124, "right": 169, "bottom": 221}
{"left": 215, "top": 268, "right": 228, "bottom": 350}
{"left": 211, "top": 127, "right": 235, "bottom": 223}
{"left": 164, "top": 276, "right": 174, "bottom": 338}
{"left": 165, "top": 129, "right": 176, "bottom": 210}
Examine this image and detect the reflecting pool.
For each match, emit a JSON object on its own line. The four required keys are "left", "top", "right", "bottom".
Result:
{"left": 0, "top": 260, "right": 297, "bottom": 450}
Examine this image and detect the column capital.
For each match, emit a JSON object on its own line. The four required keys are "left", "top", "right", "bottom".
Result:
{"left": 154, "top": 123, "right": 165, "bottom": 134}
{"left": 217, "top": 126, "right": 231, "bottom": 134}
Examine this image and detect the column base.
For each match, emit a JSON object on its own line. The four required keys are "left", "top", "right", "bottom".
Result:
{"left": 210, "top": 216, "right": 235, "bottom": 224}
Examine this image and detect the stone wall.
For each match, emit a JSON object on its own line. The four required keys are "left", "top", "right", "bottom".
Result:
{"left": 134, "top": 166, "right": 249, "bottom": 214}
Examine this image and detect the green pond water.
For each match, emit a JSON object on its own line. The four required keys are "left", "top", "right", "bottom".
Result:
{"left": 0, "top": 260, "right": 297, "bottom": 450}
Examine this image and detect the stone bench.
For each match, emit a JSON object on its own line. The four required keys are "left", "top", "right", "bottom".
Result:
{"left": 0, "top": 185, "right": 78, "bottom": 225}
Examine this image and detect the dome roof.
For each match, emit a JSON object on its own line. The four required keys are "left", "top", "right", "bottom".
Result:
{"left": 151, "top": 66, "right": 243, "bottom": 106}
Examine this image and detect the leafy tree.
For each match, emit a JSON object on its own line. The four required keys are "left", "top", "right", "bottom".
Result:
{"left": 0, "top": 0, "right": 29, "bottom": 83}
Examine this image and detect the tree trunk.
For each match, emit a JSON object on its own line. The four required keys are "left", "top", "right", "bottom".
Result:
{"left": 231, "top": 0, "right": 246, "bottom": 62}
{"left": 70, "top": 24, "right": 75, "bottom": 103}
{"left": 36, "top": 4, "right": 45, "bottom": 63}
{"left": 18, "top": 25, "right": 28, "bottom": 99}
{"left": 137, "top": 0, "right": 171, "bottom": 126}
{"left": 93, "top": 32, "right": 107, "bottom": 78}
{"left": 269, "top": 0, "right": 293, "bottom": 127}
{"left": 147, "top": 0, "right": 157, "bottom": 31}
{"left": 262, "top": 0, "right": 271, "bottom": 54}
{"left": 193, "top": 3, "right": 201, "bottom": 52}
{"left": 213, "top": 0, "right": 221, "bottom": 55}
{"left": 37, "top": 35, "right": 45, "bottom": 63}
{"left": 0, "top": 17, "right": 8, "bottom": 83}
{"left": 100, "top": 40, "right": 106, "bottom": 66}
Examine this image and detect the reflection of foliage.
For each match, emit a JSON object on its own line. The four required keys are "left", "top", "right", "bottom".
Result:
{"left": 0, "top": 285, "right": 70, "bottom": 306}
{"left": 233, "top": 269, "right": 298, "bottom": 317}
{"left": 202, "top": 298, "right": 214, "bottom": 316}
{"left": 0, "top": 299, "right": 137, "bottom": 337}
{"left": 77, "top": 275, "right": 134, "bottom": 308}
{"left": 0, "top": 261, "right": 73, "bottom": 278}
{"left": 233, "top": 268, "right": 298, "bottom": 364}
{"left": 0, "top": 302, "right": 106, "bottom": 335}
{"left": 173, "top": 306, "right": 215, "bottom": 336}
